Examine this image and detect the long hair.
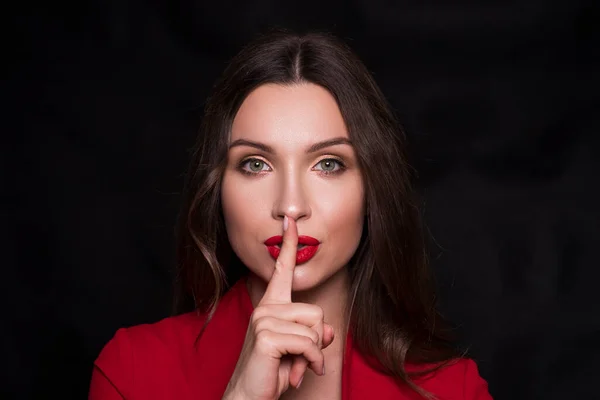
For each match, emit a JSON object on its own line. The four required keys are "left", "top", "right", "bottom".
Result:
{"left": 175, "top": 29, "right": 462, "bottom": 398}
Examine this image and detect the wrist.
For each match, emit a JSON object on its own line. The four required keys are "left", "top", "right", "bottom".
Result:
{"left": 222, "top": 385, "right": 246, "bottom": 400}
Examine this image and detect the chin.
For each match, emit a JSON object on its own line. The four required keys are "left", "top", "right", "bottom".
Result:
{"left": 290, "top": 264, "right": 340, "bottom": 293}
{"left": 290, "top": 272, "right": 322, "bottom": 292}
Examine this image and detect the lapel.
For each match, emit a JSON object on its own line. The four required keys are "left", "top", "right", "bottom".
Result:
{"left": 192, "top": 279, "right": 253, "bottom": 398}
{"left": 343, "top": 333, "right": 422, "bottom": 400}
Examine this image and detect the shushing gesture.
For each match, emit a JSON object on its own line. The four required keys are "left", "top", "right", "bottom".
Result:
{"left": 222, "top": 216, "right": 335, "bottom": 400}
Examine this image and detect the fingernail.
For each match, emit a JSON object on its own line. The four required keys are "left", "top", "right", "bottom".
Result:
{"left": 297, "top": 376, "right": 303, "bottom": 389}
{"left": 283, "top": 215, "right": 289, "bottom": 232}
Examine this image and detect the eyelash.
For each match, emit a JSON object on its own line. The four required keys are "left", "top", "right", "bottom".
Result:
{"left": 237, "top": 157, "right": 347, "bottom": 177}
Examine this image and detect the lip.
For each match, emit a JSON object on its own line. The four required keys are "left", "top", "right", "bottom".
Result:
{"left": 264, "top": 235, "right": 320, "bottom": 264}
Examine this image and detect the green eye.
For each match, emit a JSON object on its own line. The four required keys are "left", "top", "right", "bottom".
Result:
{"left": 248, "top": 159, "right": 265, "bottom": 172}
{"left": 319, "top": 159, "right": 336, "bottom": 171}
{"left": 238, "top": 157, "right": 271, "bottom": 176}
{"left": 315, "top": 158, "right": 345, "bottom": 174}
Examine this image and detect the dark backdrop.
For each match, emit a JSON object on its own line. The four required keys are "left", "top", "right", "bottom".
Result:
{"left": 6, "top": 1, "right": 599, "bottom": 399}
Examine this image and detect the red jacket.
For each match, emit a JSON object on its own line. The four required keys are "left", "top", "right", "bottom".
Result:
{"left": 90, "top": 278, "right": 493, "bottom": 399}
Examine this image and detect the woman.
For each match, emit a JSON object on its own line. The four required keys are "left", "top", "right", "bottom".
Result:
{"left": 90, "top": 30, "right": 493, "bottom": 399}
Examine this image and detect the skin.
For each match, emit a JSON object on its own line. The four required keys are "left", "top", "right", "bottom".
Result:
{"left": 221, "top": 83, "right": 366, "bottom": 399}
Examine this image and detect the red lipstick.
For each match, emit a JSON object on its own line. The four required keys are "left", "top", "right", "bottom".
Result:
{"left": 264, "top": 235, "right": 320, "bottom": 264}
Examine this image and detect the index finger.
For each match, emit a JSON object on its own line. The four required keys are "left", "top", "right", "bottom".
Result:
{"left": 260, "top": 215, "right": 298, "bottom": 305}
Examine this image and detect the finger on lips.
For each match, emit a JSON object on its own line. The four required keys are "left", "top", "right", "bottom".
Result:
{"left": 260, "top": 215, "right": 298, "bottom": 306}
{"left": 255, "top": 214, "right": 329, "bottom": 385}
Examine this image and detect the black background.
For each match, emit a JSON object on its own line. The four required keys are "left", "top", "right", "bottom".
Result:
{"left": 5, "top": 1, "right": 599, "bottom": 399}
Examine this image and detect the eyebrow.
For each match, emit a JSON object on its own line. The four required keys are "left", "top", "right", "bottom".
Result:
{"left": 228, "top": 137, "right": 353, "bottom": 154}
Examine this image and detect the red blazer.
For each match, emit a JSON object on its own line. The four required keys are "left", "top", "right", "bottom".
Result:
{"left": 90, "top": 278, "right": 493, "bottom": 399}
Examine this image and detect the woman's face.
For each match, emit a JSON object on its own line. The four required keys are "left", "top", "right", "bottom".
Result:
{"left": 221, "top": 83, "right": 365, "bottom": 292}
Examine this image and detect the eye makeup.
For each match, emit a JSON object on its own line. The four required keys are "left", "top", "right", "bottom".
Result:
{"left": 236, "top": 156, "right": 348, "bottom": 177}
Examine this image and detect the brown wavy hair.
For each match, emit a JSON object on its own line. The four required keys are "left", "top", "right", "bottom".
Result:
{"left": 175, "top": 29, "right": 463, "bottom": 398}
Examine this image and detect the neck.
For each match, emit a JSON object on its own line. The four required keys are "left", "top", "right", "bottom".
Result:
{"left": 246, "top": 268, "right": 350, "bottom": 337}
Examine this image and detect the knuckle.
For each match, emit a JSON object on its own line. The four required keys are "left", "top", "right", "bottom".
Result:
{"left": 251, "top": 306, "right": 268, "bottom": 324}
{"left": 250, "top": 312, "right": 261, "bottom": 327}
{"left": 255, "top": 330, "right": 275, "bottom": 350}
{"left": 309, "top": 304, "right": 324, "bottom": 320}
{"left": 310, "top": 330, "right": 319, "bottom": 344}
{"left": 259, "top": 304, "right": 272, "bottom": 315}
{"left": 301, "top": 335, "right": 314, "bottom": 348}
{"left": 253, "top": 316, "right": 271, "bottom": 333}
{"left": 316, "top": 306, "right": 324, "bottom": 320}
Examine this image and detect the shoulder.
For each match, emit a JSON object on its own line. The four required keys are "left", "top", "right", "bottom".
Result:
{"left": 91, "top": 279, "right": 252, "bottom": 398}
{"left": 410, "top": 358, "right": 493, "bottom": 400}
{"left": 95, "top": 311, "right": 206, "bottom": 365}
{"left": 92, "top": 312, "right": 206, "bottom": 398}
{"left": 98, "top": 311, "right": 206, "bottom": 358}
{"left": 114, "top": 311, "right": 204, "bottom": 348}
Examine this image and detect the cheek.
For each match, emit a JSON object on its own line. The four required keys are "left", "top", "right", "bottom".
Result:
{"left": 222, "top": 174, "right": 251, "bottom": 239}
{"left": 314, "top": 177, "right": 365, "bottom": 253}
{"left": 221, "top": 172, "right": 271, "bottom": 261}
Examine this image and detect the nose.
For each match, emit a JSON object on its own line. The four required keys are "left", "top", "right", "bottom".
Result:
{"left": 272, "top": 174, "right": 311, "bottom": 222}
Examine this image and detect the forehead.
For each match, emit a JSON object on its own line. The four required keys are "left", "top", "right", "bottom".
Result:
{"left": 230, "top": 83, "right": 348, "bottom": 147}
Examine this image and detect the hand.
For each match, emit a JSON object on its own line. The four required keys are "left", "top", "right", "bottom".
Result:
{"left": 222, "top": 216, "right": 335, "bottom": 400}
